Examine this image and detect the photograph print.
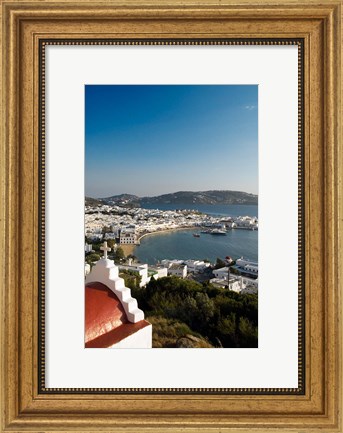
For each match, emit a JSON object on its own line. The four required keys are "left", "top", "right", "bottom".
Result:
{"left": 84, "top": 85, "right": 258, "bottom": 349}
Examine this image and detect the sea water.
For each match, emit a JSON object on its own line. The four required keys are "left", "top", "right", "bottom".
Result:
{"left": 135, "top": 204, "right": 258, "bottom": 265}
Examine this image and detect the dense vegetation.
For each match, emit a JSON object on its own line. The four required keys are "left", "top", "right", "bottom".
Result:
{"left": 85, "top": 240, "right": 258, "bottom": 348}
{"left": 85, "top": 196, "right": 103, "bottom": 207}
{"left": 119, "top": 269, "right": 142, "bottom": 291}
{"left": 131, "top": 276, "right": 258, "bottom": 348}
{"left": 85, "top": 240, "right": 126, "bottom": 266}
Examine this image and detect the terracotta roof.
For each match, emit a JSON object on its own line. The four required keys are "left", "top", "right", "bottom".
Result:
{"left": 85, "top": 281, "right": 149, "bottom": 348}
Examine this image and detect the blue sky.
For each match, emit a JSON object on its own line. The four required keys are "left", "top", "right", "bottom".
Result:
{"left": 85, "top": 85, "right": 258, "bottom": 198}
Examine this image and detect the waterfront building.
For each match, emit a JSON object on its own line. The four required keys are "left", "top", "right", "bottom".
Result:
{"left": 236, "top": 257, "right": 258, "bottom": 268}
{"left": 232, "top": 258, "right": 259, "bottom": 278}
{"left": 233, "top": 216, "right": 258, "bottom": 230}
{"left": 227, "top": 222, "right": 237, "bottom": 229}
{"left": 85, "top": 202, "right": 258, "bottom": 244}
{"left": 148, "top": 266, "right": 168, "bottom": 280}
{"left": 213, "top": 267, "right": 230, "bottom": 279}
{"left": 244, "top": 264, "right": 258, "bottom": 274}
{"left": 85, "top": 243, "right": 152, "bottom": 348}
{"left": 184, "top": 259, "right": 210, "bottom": 273}
{"left": 161, "top": 259, "right": 184, "bottom": 268}
{"left": 168, "top": 264, "right": 188, "bottom": 278}
{"left": 119, "top": 229, "right": 137, "bottom": 245}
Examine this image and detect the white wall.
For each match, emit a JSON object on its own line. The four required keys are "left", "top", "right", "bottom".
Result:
{"left": 110, "top": 324, "right": 152, "bottom": 349}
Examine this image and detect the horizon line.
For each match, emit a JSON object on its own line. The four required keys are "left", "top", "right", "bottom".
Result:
{"left": 85, "top": 189, "right": 259, "bottom": 199}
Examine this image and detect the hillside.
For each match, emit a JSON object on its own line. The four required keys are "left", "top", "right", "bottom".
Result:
{"left": 94, "top": 190, "right": 257, "bottom": 207}
{"left": 141, "top": 190, "right": 257, "bottom": 205}
{"left": 99, "top": 193, "right": 140, "bottom": 207}
{"left": 85, "top": 196, "right": 103, "bottom": 207}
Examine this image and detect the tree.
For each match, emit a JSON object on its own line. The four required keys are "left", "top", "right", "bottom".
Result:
{"left": 135, "top": 275, "right": 258, "bottom": 349}
{"left": 238, "top": 317, "right": 258, "bottom": 348}
{"left": 92, "top": 242, "right": 101, "bottom": 252}
{"left": 114, "top": 246, "right": 125, "bottom": 263}
{"left": 217, "top": 314, "right": 237, "bottom": 347}
{"left": 120, "top": 270, "right": 142, "bottom": 291}
{"left": 127, "top": 254, "right": 137, "bottom": 262}
{"left": 214, "top": 258, "right": 226, "bottom": 269}
{"left": 85, "top": 253, "right": 100, "bottom": 264}
{"left": 230, "top": 266, "right": 240, "bottom": 275}
{"left": 106, "top": 239, "right": 116, "bottom": 249}
{"left": 195, "top": 292, "right": 215, "bottom": 322}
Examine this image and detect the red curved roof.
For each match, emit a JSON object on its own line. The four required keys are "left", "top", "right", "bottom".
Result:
{"left": 85, "top": 281, "right": 149, "bottom": 348}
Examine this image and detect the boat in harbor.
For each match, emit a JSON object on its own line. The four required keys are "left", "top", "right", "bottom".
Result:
{"left": 200, "top": 228, "right": 227, "bottom": 235}
{"left": 210, "top": 229, "right": 227, "bottom": 235}
{"left": 193, "top": 233, "right": 200, "bottom": 237}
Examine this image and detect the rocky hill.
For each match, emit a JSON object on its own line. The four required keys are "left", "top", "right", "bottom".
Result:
{"left": 141, "top": 190, "right": 257, "bottom": 205}
{"left": 92, "top": 190, "right": 258, "bottom": 207}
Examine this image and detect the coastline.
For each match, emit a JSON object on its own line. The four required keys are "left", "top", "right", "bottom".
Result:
{"left": 138, "top": 226, "right": 196, "bottom": 242}
{"left": 120, "top": 244, "right": 136, "bottom": 256}
{"left": 120, "top": 226, "right": 197, "bottom": 257}
{"left": 130, "top": 226, "right": 258, "bottom": 264}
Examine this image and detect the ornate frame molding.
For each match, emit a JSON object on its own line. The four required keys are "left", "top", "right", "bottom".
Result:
{"left": 0, "top": 1, "right": 341, "bottom": 431}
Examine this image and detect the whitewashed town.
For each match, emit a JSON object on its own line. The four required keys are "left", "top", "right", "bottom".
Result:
{"left": 85, "top": 203, "right": 258, "bottom": 295}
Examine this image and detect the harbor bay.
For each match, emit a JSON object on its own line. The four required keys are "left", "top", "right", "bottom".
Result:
{"left": 135, "top": 225, "right": 258, "bottom": 265}
{"left": 85, "top": 202, "right": 258, "bottom": 265}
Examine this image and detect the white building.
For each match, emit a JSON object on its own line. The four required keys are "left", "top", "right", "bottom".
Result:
{"left": 242, "top": 276, "right": 258, "bottom": 288}
{"left": 110, "top": 226, "right": 121, "bottom": 237}
{"left": 148, "top": 266, "right": 168, "bottom": 280}
{"left": 87, "top": 233, "right": 103, "bottom": 242}
{"left": 184, "top": 260, "right": 210, "bottom": 273}
{"left": 119, "top": 229, "right": 137, "bottom": 245}
{"left": 210, "top": 276, "right": 242, "bottom": 292}
{"left": 210, "top": 275, "right": 258, "bottom": 294}
{"left": 104, "top": 232, "right": 117, "bottom": 240}
{"left": 235, "top": 258, "right": 259, "bottom": 276}
{"left": 85, "top": 243, "right": 93, "bottom": 253}
{"left": 168, "top": 264, "right": 187, "bottom": 278}
{"left": 213, "top": 267, "right": 230, "bottom": 279}
{"left": 241, "top": 277, "right": 258, "bottom": 294}
{"left": 244, "top": 264, "right": 258, "bottom": 274}
{"left": 84, "top": 263, "right": 91, "bottom": 276}
{"left": 234, "top": 216, "right": 258, "bottom": 229}
{"left": 161, "top": 259, "right": 184, "bottom": 268}
{"left": 119, "top": 263, "right": 150, "bottom": 287}
{"left": 236, "top": 257, "right": 253, "bottom": 267}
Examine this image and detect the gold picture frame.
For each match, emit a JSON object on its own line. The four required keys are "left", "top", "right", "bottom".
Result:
{"left": 0, "top": 0, "right": 342, "bottom": 431}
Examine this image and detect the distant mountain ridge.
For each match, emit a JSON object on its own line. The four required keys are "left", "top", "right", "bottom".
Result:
{"left": 141, "top": 190, "right": 257, "bottom": 205}
{"left": 88, "top": 190, "right": 258, "bottom": 207}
